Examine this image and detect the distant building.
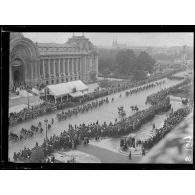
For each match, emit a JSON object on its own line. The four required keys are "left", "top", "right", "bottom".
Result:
{"left": 9, "top": 33, "right": 98, "bottom": 89}
{"left": 112, "top": 39, "right": 127, "bottom": 49}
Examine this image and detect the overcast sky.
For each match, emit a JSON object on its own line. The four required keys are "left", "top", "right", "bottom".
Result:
{"left": 24, "top": 33, "right": 193, "bottom": 47}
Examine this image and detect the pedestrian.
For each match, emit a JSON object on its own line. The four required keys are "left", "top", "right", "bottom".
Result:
{"left": 142, "top": 147, "right": 145, "bottom": 156}
{"left": 129, "top": 151, "right": 131, "bottom": 160}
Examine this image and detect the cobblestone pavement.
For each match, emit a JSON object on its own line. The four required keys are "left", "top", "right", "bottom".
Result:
{"left": 140, "top": 112, "right": 193, "bottom": 164}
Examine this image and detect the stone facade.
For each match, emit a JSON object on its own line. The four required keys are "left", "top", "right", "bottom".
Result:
{"left": 9, "top": 33, "right": 98, "bottom": 88}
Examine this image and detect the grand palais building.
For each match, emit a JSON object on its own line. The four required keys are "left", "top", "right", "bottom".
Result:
{"left": 9, "top": 33, "right": 98, "bottom": 89}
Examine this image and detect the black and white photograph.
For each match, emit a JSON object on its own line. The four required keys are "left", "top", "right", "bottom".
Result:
{"left": 4, "top": 30, "right": 193, "bottom": 165}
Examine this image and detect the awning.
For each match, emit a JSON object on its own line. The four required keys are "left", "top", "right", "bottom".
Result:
{"left": 46, "top": 80, "right": 89, "bottom": 97}
{"left": 69, "top": 91, "right": 83, "bottom": 97}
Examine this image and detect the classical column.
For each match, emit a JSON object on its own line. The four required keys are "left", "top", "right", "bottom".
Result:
{"left": 72, "top": 58, "right": 74, "bottom": 74}
{"left": 76, "top": 58, "right": 78, "bottom": 74}
{"left": 58, "top": 58, "right": 60, "bottom": 75}
{"left": 63, "top": 58, "right": 66, "bottom": 75}
{"left": 69, "top": 58, "right": 71, "bottom": 75}
{"left": 24, "top": 59, "right": 27, "bottom": 83}
{"left": 48, "top": 59, "right": 51, "bottom": 78}
{"left": 35, "top": 60, "right": 38, "bottom": 82}
{"left": 53, "top": 59, "right": 56, "bottom": 76}
{"left": 42, "top": 59, "right": 45, "bottom": 78}
{"left": 72, "top": 58, "right": 75, "bottom": 74}
{"left": 71, "top": 58, "right": 73, "bottom": 74}
{"left": 67, "top": 58, "right": 70, "bottom": 75}
{"left": 84, "top": 56, "right": 87, "bottom": 81}
{"left": 37, "top": 59, "right": 40, "bottom": 81}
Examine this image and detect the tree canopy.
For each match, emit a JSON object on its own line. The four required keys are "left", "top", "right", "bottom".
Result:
{"left": 98, "top": 49, "right": 156, "bottom": 80}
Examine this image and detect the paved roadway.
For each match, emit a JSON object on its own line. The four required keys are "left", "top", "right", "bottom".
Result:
{"left": 80, "top": 98, "right": 185, "bottom": 161}
{"left": 9, "top": 77, "right": 183, "bottom": 160}
{"left": 9, "top": 95, "right": 40, "bottom": 108}
{"left": 77, "top": 144, "right": 140, "bottom": 163}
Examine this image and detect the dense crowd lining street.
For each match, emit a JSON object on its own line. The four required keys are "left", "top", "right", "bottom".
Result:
{"left": 9, "top": 73, "right": 190, "bottom": 161}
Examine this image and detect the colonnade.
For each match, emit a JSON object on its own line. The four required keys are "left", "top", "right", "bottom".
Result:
{"left": 40, "top": 57, "right": 82, "bottom": 79}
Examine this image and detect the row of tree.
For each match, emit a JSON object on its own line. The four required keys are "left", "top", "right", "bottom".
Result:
{"left": 98, "top": 49, "right": 156, "bottom": 80}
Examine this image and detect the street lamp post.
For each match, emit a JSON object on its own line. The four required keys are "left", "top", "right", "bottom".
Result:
{"left": 27, "top": 90, "right": 29, "bottom": 109}
{"left": 44, "top": 119, "right": 48, "bottom": 147}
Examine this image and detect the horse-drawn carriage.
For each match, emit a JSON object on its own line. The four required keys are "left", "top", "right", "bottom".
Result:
{"left": 25, "top": 112, "right": 33, "bottom": 121}
{"left": 118, "top": 106, "right": 126, "bottom": 120}
{"left": 20, "top": 128, "right": 34, "bottom": 139}
{"left": 130, "top": 105, "right": 139, "bottom": 112}
{"left": 32, "top": 110, "right": 40, "bottom": 119}
{"left": 9, "top": 118, "right": 18, "bottom": 126}
{"left": 120, "top": 134, "right": 137, "bottom": 151}
{"left": 182, "top": 98, "right": 188, "bottom": 105}
{"left": 9, "top": 132, "right": 20, "bottom": 142}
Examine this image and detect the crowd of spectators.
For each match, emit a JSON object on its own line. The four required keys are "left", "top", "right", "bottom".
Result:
{"left": 142, "top": 106, "right": 191, "bottom": 149}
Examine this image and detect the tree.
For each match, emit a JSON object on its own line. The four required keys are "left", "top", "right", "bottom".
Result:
{"left": 102, "top": 68, "right": 110, "bottom": 78}
{"left": 115, "top": 49, "right": 137, "bottom": 75}
{"left": 136, "top": 51, "right": 156, "bottom": 73}
{"left": 89, "top": 71, "right": 97, "bottom": 81}
{"left": 132, "top": 69, "right": 147, "bottom": 81}
{"left": 98, "top": 48, "right": 155, "bottom": 79}
{"left": 99, "top": 79, "right": 111, "bottom": 88}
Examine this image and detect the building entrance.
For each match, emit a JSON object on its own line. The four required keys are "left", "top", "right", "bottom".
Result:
{"left": 12, "top": 59, "right": 24, "bottom": 86}
{"left": 13, "top": 69, "right": 20, "bottom": 82}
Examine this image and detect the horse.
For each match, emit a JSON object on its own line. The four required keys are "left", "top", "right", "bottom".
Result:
{"left": 182, "top": 98, "right": 188, "bottom": 105}
{"left": 130, "top": 105, "right": 139, "bottom": 112}
{"left": 125, "top": 91, "right": 129, "bottom": 97}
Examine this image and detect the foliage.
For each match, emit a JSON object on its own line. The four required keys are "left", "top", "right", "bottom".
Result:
{"left": 98, "top": 49, "right": 156, "bottom": 80}
{"left": 89, "top": 71, "right": 97, "bottom": 81}
{"left": 98, "top": 79, "right": 111, "bottom": 88}
{"left": 132, "top": 69, "right": 147, "bottom": 81}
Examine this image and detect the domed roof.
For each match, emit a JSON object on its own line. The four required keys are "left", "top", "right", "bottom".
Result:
{"left": 66, "top": 35, "right": 96, "bottom": 51}
{"left": 30, "top": 147, "right": 45, "bottom": 163}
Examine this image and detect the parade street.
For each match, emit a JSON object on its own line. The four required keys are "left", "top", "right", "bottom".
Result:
{"left": 9, "top": 77, "right": 184, "bottom": 160}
